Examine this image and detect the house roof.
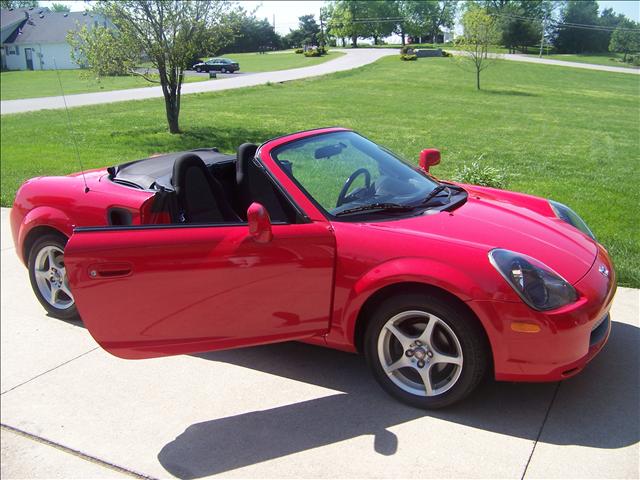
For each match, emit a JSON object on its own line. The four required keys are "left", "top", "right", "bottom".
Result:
{"left": 2, "top": 9, "right": 105, "bottom": 45}
{"left": 0, "top": 8, "right": 28, "bottom": 31}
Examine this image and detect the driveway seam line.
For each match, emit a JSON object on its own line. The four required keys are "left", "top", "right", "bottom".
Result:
{"left": 0, "top": 347, "right": 99, "bottom": 396}
{"left": 1, "top": 424, "right": 156, "bottom": 479}
{"left": 520, "top": 382, "right": 561, "bottom": 479}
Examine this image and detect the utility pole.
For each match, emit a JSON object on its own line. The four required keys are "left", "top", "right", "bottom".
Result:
{"left": 273, "top": 14, "right": 275, "bottom": 30}
{"left": 539, "top": 17, "right": 545, "bottom": 58}
{"left": 320, "top": 10, "right": 325, "bottom": 47}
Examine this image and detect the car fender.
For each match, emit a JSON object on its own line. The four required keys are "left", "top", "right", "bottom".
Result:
{"left": 17, "top": 206, "right": 74, "bottom": 264}
{"left": 337, "top": 257, "right": 491, "bottom": 349}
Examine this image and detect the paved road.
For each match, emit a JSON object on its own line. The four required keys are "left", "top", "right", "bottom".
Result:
{"left": 1, "top": 207, "right": 638, "bottom": 479}
{"left": 491, "top": 52, "right": 640, "bottom": 74}
{"left": 0, "top": 49, "right": 396, "bottom": 115}
{"left": 444, "top": 49, "right": 640, "bottom": 74}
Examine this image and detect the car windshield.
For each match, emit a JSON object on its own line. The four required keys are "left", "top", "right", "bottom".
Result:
{"left": 272, "top": 131, "right": 441, "bottom": 216}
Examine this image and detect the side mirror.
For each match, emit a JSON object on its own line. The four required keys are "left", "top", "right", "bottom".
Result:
{"left": 247, "top": 202, "right": 273, "bottom": 244}
{"left": 419, "top": 149, "right": 441, "bottom": 173}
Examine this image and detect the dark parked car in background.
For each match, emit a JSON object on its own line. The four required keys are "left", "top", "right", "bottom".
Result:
{"left": 192, "top": 58, "right": 239, "bottom": 73}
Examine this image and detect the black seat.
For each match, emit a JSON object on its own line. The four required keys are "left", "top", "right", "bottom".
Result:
{"left": 172, "top": 154, "right": 240, "bottom": 223}
{"left": 236, "top": 143, "right": 290, "bottom": 222}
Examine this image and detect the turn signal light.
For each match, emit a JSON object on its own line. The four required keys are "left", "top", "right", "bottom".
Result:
{"left": 510, "top": 322, "right": 541, "bottom": 333}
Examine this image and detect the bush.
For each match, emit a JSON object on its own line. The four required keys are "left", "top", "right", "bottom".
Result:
{"left": 295, "top": 48, "right": 304, "bottom": 54}
{"left": 400, "top": 54, "right": 417, "bottom": 61}
{"left": 441, "top": 50, "right": 452, "bottom": 57}
{"left": 400, "top": 46, "right": 414, "bottom": 55}
{"left": 627, "top": 54, "right": 640, "bottom": 66}
{"left": 304, "top": 49, "right": 321, "bottom": 57}
{"left": 451, "top": 159, "right": 507, "bottom": 189}
{"left": 317, "top": 46, "right": 327, "bottom": 55}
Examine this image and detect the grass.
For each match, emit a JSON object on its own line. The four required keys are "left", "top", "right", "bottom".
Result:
{"left": 0, "top": 69, "right": 206, "bottom": 100}
{"left": 521, "top": 52, "right": 638, "bottom": 69}
{"left": 360, "top": 43, "right": 639, "bottom": 69}
{"left": 1, "top": 56, "right": 638, "bottom": 286}
{"left": 203, "top": 50, "right": 345, "bottom": 73}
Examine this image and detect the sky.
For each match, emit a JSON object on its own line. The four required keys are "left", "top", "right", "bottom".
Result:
{"left": 40, "top": 1, "right": 640, "bottom": 35}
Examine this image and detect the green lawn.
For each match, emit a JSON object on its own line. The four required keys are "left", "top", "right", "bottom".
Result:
{"left": 1, "top": 57, "right": 638, "bottom": 286}
{"left": 521, "top": 52, "right": 638, "bottom": 69}
{"left": 362, "top": 43, "right": 639, "bottom": 69}
{"left": 0, "top": 70, "right": 207, "bottom": 101}
{"left": 205, "top": 50, "right": 345, "bottom": 73}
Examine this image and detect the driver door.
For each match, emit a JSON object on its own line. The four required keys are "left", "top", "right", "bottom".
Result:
{"left": 64, "top": 221, "right": 335, "bottom": 359}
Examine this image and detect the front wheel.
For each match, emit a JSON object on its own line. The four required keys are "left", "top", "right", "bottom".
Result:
{"left": 28, "top": 234, "right": 78, "bottom": 320}
{"left": 364, "top": 293, "right": 488, "bottom": 409}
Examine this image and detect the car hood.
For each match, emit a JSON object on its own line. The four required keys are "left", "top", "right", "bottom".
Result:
{"left": 365, "top": 191, "right": 598, "bottom": 285}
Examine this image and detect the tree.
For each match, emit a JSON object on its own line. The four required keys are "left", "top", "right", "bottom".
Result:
{"left": 75, "top": 1, "right": 235, "bottom": 134}
{"left": 456, "top": 4, "right": 500, "bottom": 90}
{"left": 284, "top": 15, "right": 321, "bottom": 48}
{"left": 220, "top": 8, "right": 282, "bottom": 53}
{"left": 363, "top": 1, "right": 399, "bottom": 45}
{"left": 68, "top": 25, "right": 136, "bottom": 76}
{"left": 326, "top": 0, "right": 371, "bottom": 48}
{"left": 609, "top": 19, "right": 640, "bottom": 62}
{"left": 50, "top": 2, "right": 70, "bottom": 12}
{"left": 595, "top": 7, "right": 626, "bottom": 53}
{"left": 0, "top": 0, "right": 38, "bottom": 8}
{"left": 554, "top": 0, "right": 600, "bottom": 53}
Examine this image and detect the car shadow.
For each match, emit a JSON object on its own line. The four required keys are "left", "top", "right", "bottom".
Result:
{"left": 157, "top": 321, "right": 639, "bottom": 479}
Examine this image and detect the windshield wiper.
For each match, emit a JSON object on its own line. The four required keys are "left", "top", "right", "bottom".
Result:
{"left": 418, "top": 185, "right": 450, "bottom": 205}
{"left": 334, "top": 203, "right": 415, "bottom": 217}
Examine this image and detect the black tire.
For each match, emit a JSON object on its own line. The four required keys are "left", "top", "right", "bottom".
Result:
{"left": 28, "top": 233, "right": 79, "bottom": 320}
{"left": 195, "top": 67, "right": 202, "bottom": 73}
{"left": 364, "top": 292, "right": 488, "bottom": 409}
{"left": 221, "top": 68, "right": 227, "bottom": 73}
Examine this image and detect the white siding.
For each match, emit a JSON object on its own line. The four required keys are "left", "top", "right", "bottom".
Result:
{"left": 3, "top": 44, "right": 26, "bottom": 70}
{"left": 2, "top": 42, "right": 78, "bottom": 70}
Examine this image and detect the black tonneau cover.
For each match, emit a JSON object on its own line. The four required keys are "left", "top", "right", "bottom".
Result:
{"left": 110, "top": 148, "right": 235, "bottom": 190}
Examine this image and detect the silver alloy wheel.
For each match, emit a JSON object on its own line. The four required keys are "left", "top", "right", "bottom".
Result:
{"left": 33, "top": 245, "right": 74, "bottom": 310}
{"left": 377, "top": 310, "right": 463, "bottom": 397}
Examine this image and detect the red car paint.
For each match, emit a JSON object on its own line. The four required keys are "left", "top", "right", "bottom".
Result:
{"left": 11, "top": 127, "right": 615, "bottom": 382}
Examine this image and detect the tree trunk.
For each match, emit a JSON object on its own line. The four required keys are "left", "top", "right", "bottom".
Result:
{"left": 476, "top": 68, "right": 480, "bottom": 90}
{"left": 159, "top": 66, "right": 182, "bottom": 134}
{"left": 623, "top": 51, "right": 627, "bottom": 62}
{"left": 401, "top": 31, "right": 405, "bottom": 46}
{"left": 351, "top": 35, "right": 357, "bottom": 48}
{"left": 373, "top": 35, "right": 378, "bottom": 45}
{"left": 165, "top": 93, "right": 180, "bottom": 134}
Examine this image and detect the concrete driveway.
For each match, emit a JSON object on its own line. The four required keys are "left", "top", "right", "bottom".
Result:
{"left": 1, "top": 208, "right": 638, "bottom": 479}
{"left": 0, "top": 49, "right": 396, "bottom": 115}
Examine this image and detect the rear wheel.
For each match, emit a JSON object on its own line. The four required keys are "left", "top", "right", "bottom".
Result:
{"left": 195, "top": 67, "right": 202, "bottom": 73}
{"left": 28, "top": 234, "right": 78, "bottom": 320}
{"left": 221, "top": 67, "right": 227, "bottom": 73}
{"left": 364, "top": 292, "right": 488, "bottom": 409}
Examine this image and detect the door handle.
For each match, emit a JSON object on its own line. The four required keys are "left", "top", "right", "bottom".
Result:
{"left": 88, "top": 262, "right": 133, "bottom": 278}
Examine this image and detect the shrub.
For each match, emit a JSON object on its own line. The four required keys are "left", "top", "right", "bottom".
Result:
{"left": 441, "top": 50, "right": 452, "bottom": 57}
{"left": 400, "top": 46, "right": 414, "bottom": 55}
{"left": 304, "top": 49, "right": 321, "bottom": 57}
{"left": 317, "top": 46, "right": 327, "bottom": 55}
{"left": 295, "top": 48, "right": 304, "bottom": 54}
{"left": 627, "top": 54, "right": 640, "bottom": 66}
{"left": 400, "top": 54, "right": 417, "bottom": 61}
{"left": 451, "top": 158, "right": 507, "bottom": 189}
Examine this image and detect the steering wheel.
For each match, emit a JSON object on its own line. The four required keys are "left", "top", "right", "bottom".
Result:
{"left": 336, "top": 168, "right": 372, "bottom": 208}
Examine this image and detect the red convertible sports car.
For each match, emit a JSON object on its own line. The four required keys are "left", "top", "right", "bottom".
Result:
{"left": 11, "top": 127, "right": 615, "bottom": 408}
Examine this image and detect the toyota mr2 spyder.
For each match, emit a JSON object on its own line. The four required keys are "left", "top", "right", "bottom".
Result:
{"left": 11, "top": 127, "right": 615, "bottom": 408}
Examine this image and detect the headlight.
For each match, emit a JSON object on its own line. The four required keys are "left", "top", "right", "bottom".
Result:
{"left": 549, "top": 200, "right": 595, "bottom": 240}
{"left": 489, "top": 249, "right": 578, "bottom": 311}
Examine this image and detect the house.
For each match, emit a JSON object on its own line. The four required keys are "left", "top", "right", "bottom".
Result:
{"left": 1, "top": 7, "right": 109, "bottom": 71}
